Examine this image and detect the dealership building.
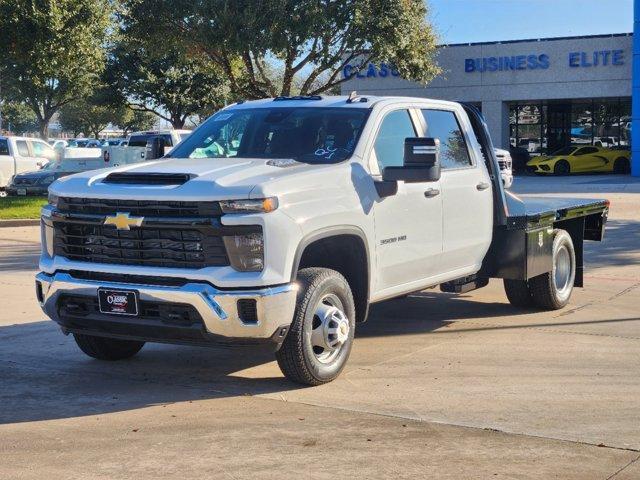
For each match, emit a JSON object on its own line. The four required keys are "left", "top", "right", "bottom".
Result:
{"left": 341, "top": 33, "right": 633, "bottom": 162}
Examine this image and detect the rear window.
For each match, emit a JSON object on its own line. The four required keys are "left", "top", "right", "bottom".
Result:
{"left": 16, "top": 140, "right": 29, "bottom": 157}
{"left": 0, "top": 139, "right": 9, "bottom": 155}
{"left": 128, "top": 134, "right": 172, "bottom": 147}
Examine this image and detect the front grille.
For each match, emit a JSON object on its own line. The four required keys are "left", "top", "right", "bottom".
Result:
{"left": 53, "top": 222, "right": 229, "bottom": 269}
{"left": 68, "top": 270, "right": 189, "bottom": 287}
{"left": 14, "top": 177, "right": 36, "bottom": 185}
{"left": 58, "top": 197, "right": 221, "bottom": 217}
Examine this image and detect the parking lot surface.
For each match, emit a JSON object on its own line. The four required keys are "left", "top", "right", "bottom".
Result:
{"left": 1, "top": 175, "right": 639, "bottom": 479}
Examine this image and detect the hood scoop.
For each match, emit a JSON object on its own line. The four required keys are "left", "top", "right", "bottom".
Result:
{"left": 103, "top": 172, "right": 194, "bottom": 186}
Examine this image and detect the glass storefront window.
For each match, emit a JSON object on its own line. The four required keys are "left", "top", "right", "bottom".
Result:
{"left": 509, "top": 98, "right": 631, "bottom": 155}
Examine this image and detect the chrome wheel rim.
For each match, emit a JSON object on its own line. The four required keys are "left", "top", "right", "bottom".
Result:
{"left": 554, "top": 245, "right": 572, "bottom": 295}
{"left": 310, "top": 293, "right": 350, "bottom": 364}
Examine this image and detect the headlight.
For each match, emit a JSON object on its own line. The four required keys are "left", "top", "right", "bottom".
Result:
{"left": 223, "top": 232, "right": 264, "bottom": 272}
{"left": 48, "top": 193, "right": 59, "bottom": 207}
{"left": 220, "top": 197, "right": 278, "bottom": 214}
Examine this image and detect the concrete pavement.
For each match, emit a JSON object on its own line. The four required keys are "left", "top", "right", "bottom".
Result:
{"left": 1, "top": 174, "right": 639, "bottom": 479}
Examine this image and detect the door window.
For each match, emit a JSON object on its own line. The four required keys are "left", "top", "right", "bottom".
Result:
{"left": 574, "top": 147, "right": 598, "bottom": 156}
{"left": 30, "top": 141, "right": 56, "bottom": 160}
{"left": 16, "top": 140, "right": 30, "bottom": 157}
{"left": 0, "top": 139, "right": 9, "bottom": 155}
{"left": 373, "top": 110, "right": 416, "bottom": 171}
{"left": 421, "top": 110, "right": 472, "bottom": 169}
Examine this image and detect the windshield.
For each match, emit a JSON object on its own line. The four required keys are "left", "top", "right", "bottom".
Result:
{"left": 550, "top": 147, "right": 576, "bottom": 156}
{"left": 169, "top": 107, "right": 369, "bottom": 164}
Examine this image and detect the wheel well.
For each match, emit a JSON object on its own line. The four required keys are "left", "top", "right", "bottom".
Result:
{"left": 296, "top": 234, "right": 369, "bottom": 323}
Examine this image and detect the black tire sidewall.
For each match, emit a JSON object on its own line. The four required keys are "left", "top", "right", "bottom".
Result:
{"left": 299, "top": 272, "right": 356, "bottom": 382}
{"left": 614, "top": 158, "right": 629, "bottom": 174}
{"left": 554, "top": 160, "right": 570, "bottom": 175}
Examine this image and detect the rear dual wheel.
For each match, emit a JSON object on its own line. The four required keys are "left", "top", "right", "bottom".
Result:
{"left": 504, "top": 229, "right": 576, "bottom": 310}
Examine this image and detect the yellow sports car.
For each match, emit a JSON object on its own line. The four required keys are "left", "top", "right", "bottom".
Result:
{"left": 527, "top": 146, "right": 631, "bottom": 175}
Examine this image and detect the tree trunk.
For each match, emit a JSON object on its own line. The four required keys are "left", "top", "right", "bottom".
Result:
{"left": 38, "top": 118, "right": 49, "bottom": 139}
{"left": 171, "top": 117, "right": 185, "bottom": 129}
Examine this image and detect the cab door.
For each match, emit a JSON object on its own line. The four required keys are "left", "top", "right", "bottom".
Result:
{"left": 571, "top": 146, "right": 602, "bottom": 172}
{"left": 369, "top": 108, "right": 443, "bottom": 296}
{"left": 420, "top": 108, "right": 493, "bottom": 275}
{"left": 13, "top": 139, "right": 36, "bottom": 174}
{"left": 28, "top": 140, "right": 56, "bottom": 168}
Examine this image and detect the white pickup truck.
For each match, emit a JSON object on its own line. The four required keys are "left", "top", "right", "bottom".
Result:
{"left": 0, "top": 136, "right": 56, "bottom": 196}
{"left": 101, "top": 129, "right": 191, "bottom": 166}
{"left": 37, "top": 95, "right": 608, "bottom": 385}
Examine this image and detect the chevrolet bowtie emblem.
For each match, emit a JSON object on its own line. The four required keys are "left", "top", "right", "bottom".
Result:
{"left": 104, "top": 212, "right": 144, "bottom": 230}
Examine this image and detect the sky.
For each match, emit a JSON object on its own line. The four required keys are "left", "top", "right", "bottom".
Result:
{"left": 428, "top": 0, "right": 634, "bottom": 44}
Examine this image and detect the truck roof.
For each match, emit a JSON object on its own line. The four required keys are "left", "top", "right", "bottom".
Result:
{"left": 227, "top": 95, "right": 462, "bottom": 110}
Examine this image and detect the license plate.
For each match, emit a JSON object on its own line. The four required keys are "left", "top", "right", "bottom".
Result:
{"left": 98, "top": 288, "right": 139, "bottom": 316}
{"left": 17, "top": 188, "right": 27, "bottom": 196}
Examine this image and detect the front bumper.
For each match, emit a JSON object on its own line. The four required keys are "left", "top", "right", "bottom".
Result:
{"left": 7, "top": 185, "right": 49, "bottom": 196}
{"left": 36, "top": 272, "right": 298, "bottom": 345}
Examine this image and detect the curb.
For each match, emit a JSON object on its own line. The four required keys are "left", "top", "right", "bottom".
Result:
{"left": 0, "top": 219, "right": 40, "bottom": 228}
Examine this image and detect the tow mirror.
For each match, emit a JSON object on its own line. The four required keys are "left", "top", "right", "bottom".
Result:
{"left": 382, "top": 137, "right": 441, "bottom": 183}
{"left": 145, "top": 136, "right": 166, "bottom": 160}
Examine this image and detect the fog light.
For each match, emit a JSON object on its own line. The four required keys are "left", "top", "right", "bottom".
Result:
{"left": 223, "top": 233, "right": 264, "bottom": 272}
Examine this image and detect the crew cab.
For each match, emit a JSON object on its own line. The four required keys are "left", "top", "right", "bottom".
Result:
{"left": 0, "top": 136, "right": 56, "bottom": 196}
{"left": 36, "top": 95, "right": 608, "bottom": 386}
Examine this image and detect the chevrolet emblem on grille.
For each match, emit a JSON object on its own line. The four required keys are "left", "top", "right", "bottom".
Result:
{"left": 104, "top": 212, "right": 144, "bottom": 231}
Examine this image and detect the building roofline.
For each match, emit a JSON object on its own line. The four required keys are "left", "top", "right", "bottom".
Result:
{"left": 440, "top": 32, "right": 632, "bottom": 48}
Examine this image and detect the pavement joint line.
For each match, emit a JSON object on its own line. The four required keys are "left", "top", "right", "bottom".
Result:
{"left": 607, "top": 282, "right": 640, "bottom": 301}
{"left": 3, "top": 341, "right": 640, "bottom": 454}
{"left": 605, "top": 453, "right": 640, "bottom": 480}
{"left": 259, "top": 397, "right": 640, "bottom": 454}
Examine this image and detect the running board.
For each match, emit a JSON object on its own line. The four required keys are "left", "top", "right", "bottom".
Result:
{"left": 440, "top": 276, "right": 489, "bottom": 294}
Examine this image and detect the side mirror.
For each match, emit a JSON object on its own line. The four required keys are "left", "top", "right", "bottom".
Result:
{"left": 382, "top": 137, "right": 441, "bottom": 183}
{"left": 145, "top": 136, "right": 166, "bottom": 160}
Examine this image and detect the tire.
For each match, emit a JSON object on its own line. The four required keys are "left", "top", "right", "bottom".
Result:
{"left": 0, "top": 190, "right": 7, "bottom": 198}
{"left": 553, "top": 160, "right": 570, "bottom": 176}
{"left": 613, "top": 157, "right": 630, "bottom": 174}
{"left": 529, "top": 229, "right": 576, "bottom": 310}
{"left": 73, "top": 333, "right": 145, "bottom": 360}
{"left": 503, "top": 279, "right": 534, "bottom": 308}
{"left": 276, "top": 267, "right": 356, "bottom": 386}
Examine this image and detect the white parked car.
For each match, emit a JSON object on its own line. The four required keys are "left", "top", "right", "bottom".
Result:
{"left": 0, "top": 136, "right": 55, "bottom": 196}
{"left": 494, "top": 148, "right": 514, "bottom": 189}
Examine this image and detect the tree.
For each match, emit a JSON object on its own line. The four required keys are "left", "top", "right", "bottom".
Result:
{"left": 107, "top": 26, "right": 231, "bottom": 129}
{"left": 59, "top": 89, "right": 130, "bottom": 138}
{"left": 0, "top": 101, "right": 38, "bottom": 134}
{"left": 119, "top": 109, "right": 157, "bottom": 135}
{"left": 0, "top": 0, "right": 112, "bottom": 138}
{"left": 119, "top": 0, "right": 441, "bottom": 99}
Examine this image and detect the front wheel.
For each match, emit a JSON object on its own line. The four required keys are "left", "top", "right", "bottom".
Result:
{"left": 554, "top": 160, "right": 570, "bottom": 176}
{"left": 73, "top": 334, "right": 145, "bottom": 360}
{"left": 276, "top": 267, "right": 355, "bottom": 386}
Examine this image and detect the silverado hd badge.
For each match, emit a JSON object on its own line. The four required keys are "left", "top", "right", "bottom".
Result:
{"left": 104, "top": 212, "right": 144, "bottom": 231}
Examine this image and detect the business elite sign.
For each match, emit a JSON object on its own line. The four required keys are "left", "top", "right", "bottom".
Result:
{"left": 465, "top": 49, "right": 625, "bottom": 73}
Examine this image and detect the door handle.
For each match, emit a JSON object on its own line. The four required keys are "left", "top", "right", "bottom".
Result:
{"left": 476, "top": 182, "right": 491, "bottom": 191}
{"left": 424, "top": 188, "right": 440, "bottom": 198}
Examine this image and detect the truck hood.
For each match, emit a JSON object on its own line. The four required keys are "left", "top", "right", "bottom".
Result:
{"left": 49, "top": 156, "right": 319, "bottom": 201}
